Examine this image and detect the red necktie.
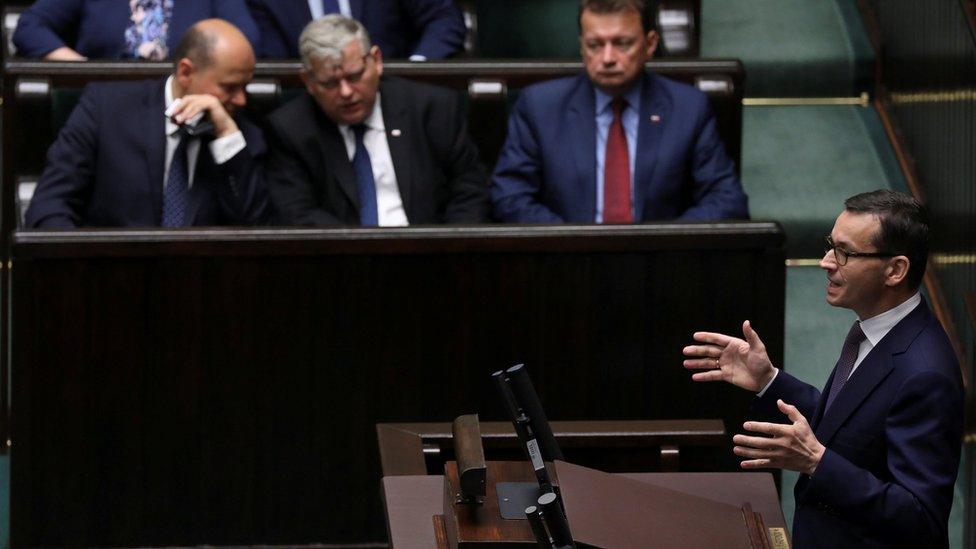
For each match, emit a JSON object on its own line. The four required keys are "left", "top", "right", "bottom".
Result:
{"left": 603, "top": 98, "right": 632, "bottom": 223}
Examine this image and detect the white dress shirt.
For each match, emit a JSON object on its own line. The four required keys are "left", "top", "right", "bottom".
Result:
{"left": 758, "top": 292, "right": 923, "bottom": 397}
{"left": 337, "top": 94, "right": 409, "bottom": 226}
{"left": 164, "top": 76, "right": 246, "bottom": 188}
{"left": 851, "top": 292, "right": 922, "bottom": 375}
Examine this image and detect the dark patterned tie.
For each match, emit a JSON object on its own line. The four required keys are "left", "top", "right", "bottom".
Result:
{"left": 123, "top": 0, "right": 172, "bottom": 60}
{"left": 824, "top": 321, "right": 866, "bottom": 412}
{"left": 162, "top": 134, "right": 190, "bottom": 227}
{"left": 352, "top": 124, "right": 378, "bottom": 226}
{"left": 603, "top": 97, "right": 632, "bottom": 223}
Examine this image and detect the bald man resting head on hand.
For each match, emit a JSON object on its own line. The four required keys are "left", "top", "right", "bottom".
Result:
{"left": 26, "top": 19, "right": 271, "bottom": 228}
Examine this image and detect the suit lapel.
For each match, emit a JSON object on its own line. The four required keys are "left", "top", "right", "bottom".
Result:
{"left": 813, "top": 349, "right": 894, "bottom": 444}
{"left": 567, "top": 77, "right": 597, "bottom": 221}
{"left": 379, "top": 80, "right": 413, "bottom": 218}
{"left": 810, "top": 369, "right": 835, "bottom": 429}
{"left": 634, "top": 72, "right": 668, "bottom": 221}
{"left": 144, "top": 80, "right": 167, "bottom": 225}
{"left": 311, "top": 100, "right": 360, "bottom": 212}
{"left": 813, "top": 300, "right": 932, "bottom": 443}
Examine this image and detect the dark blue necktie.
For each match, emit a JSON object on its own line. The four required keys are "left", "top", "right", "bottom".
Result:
{"left": 321, "top": 0, "right": 341, "bottom": 14}
{"left": 162, "top": 134, "right": 190, "bottom": 227}
{"left": 824, "top": 321, "right": 866, "bottom": 412}
{"left": 352, "top": 124, "right": 378, "bottom": 226}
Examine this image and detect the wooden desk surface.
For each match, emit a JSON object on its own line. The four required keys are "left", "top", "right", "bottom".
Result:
{"left": 382, "top": 472, "right": 786, "bottom": 548}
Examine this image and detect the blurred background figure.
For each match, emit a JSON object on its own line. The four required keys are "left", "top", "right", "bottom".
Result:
{"left": 12, "top": 0, "right": 259, "bottom": 60}
{"left": 246, "top": 0, "right": 465, "bottom": 60}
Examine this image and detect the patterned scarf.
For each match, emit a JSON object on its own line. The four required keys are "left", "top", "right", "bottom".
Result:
{"left": 123, "top": 0, "right": 173, "bottom": 60}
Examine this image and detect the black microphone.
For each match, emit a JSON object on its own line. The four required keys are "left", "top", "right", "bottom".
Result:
{"left": 524, "top": 505, "right": 552, "bottom": 548}
{"left": 506, "top": 363, "right": 563, "bottom": 461}
{"left": 492, "top": 369, "right": 555, "bottom": 494}
{"left": 538, "top": 491, "right": 574, "bottom": 548}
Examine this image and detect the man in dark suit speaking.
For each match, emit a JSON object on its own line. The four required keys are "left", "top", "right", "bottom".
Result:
{"left": 25, "top": 19, "right": 271, "bottom": 228}
{"left": 265, "top": 15, "right": 489, "bottom": 226}
{"left": 491, "top": 0, "right": 748, "bottom": 223}
{"left": 683, "top": 190, "right": 964, "bottom": 547}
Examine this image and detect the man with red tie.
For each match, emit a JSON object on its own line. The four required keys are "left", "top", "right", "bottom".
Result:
{"left": 683, "top": 190, "right": 964, "bottom": 547}
{"left": 490, "top": 0, "right": 748, "bottom": 223}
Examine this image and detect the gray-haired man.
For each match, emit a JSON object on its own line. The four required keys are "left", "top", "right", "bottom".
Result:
{"left": 265, "top": 15, "right": 489, "bottom": 226}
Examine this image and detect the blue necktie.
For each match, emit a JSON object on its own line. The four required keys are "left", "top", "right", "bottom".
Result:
{"left": 824, "top": 321, "right": 866, "bottom": 412}
{"left": 162, "top": 134, "right": 190, "bottom": 227}
{"left": 322, "top": 0, "right": 341, "bottom": 14}
{"left": 352, "top": 124, "right": 378, "bottom": 226}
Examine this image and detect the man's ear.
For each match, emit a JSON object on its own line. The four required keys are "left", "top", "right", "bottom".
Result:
{"left": 371, "top": 45, "right": 384, "bottom": 76}
{"left": 884, "top": 256, "right": 911, "bottom": 287}
{"left": 645, "top": 29, "right": 660, "bottom": 58}
{"left": 174, "top": 58, "right": 194, "bottom": 90}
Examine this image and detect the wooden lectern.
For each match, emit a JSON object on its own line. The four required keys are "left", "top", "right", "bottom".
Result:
{"left": 382, "top": 461, "right": 790, "bottom": 549}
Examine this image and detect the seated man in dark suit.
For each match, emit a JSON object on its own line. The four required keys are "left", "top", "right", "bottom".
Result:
{"left": 491, "top": 0, "right": 748, "bottom": 223}
{"left": 25, "top": 19, "right": 271, "bottom": 228}
{"left": 684, "top": 190, "right": 964, "bottom": 547}
{"left": 265, "top": 15, "right": 488, "bottom": 226}
{"left": 246, "top": 0, "right": 465, "bottom": 60}
{"left": 12, "top": 0, "right": 259, "bottom": 60}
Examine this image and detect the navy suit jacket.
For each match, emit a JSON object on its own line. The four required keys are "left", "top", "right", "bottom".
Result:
{"left": 265, "top": 76, "right": 489, "bottom": 226}
{"left": 245, "top": 0, "right": 464, "bottom": 59}
{"left": 491, "top": 72, "right": 749, "bottom": 222}
{"left": 753, "top": 299, "right": 964, "bottom": 548}
{"left": 25, "top": 79, "right": 271, "bottom": 228}
{"left": 12, "top": 0, "right": 259, "bottom": 59}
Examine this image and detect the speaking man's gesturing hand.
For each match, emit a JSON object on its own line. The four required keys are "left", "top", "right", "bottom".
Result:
{"left": 682, "top": 320, "right": 777, "bottom": 392}
{"left": 733, "top": 399, "right": 826, "bottom": 475}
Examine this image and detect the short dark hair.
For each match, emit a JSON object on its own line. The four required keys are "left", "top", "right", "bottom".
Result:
{"left": 172, "top": 25, "right": 216, "bottom": 69}
{"left": 844, "top": 189, "right": 930, "bottom": 289}
{"left": 578, "top": 0, "right": 657, "bottom": 33}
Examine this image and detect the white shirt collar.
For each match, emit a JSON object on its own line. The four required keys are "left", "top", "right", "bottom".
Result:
{"left": 164, "top": 75, "right": 181, "bottom": 137}
{"left": 858, "top": 292, "right": 922, "bottom": 346}
{"left": 594, "top": 81, "right": 643, "bottom": 117}
{"left": 340, "top": 93, "right": 385, "bottom": 133}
